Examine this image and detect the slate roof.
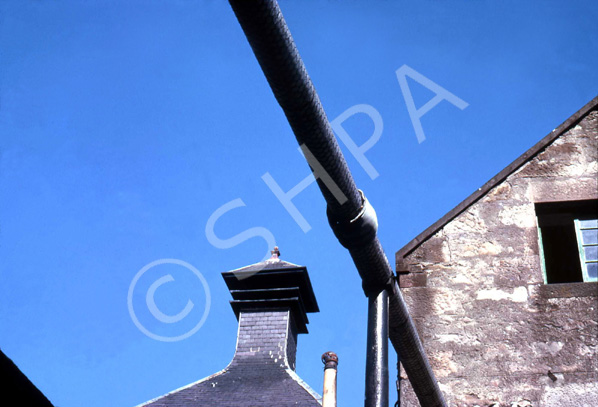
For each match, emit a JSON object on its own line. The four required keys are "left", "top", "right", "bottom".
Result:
{"left": 139, "top": 363, "right": 321, "bottom": 407}
{"left": 223, "top": 258, "right": 320, "bottom": 314}
{"left": 228, "top": 257, "right": 303, "bottom": 273}
{"left": 138, "top": 256, "right": 322, "bottom": 407}
{"left": 396, "top": 96, "right": 598, "bottom": 269}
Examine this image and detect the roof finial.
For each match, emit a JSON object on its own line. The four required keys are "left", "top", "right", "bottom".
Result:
{"left": 270, "top": 246, "right": 280, "bottom": 259}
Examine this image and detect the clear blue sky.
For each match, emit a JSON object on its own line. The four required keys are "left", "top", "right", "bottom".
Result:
{"left": 1, "top": 1, "right": 596, "bottom": 406}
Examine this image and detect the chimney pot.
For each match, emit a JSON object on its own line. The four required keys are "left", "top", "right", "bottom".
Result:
{"left": 321, "top": 351, "right": 338, "bottom": 407}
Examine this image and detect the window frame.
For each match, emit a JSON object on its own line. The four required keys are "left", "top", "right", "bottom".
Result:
{"left": 537, "top": 221, "right": 548, "bottom": 284}
{"left": 535, "top": 199, "right": 597, "bottom": 285}
{"left": 574, "top": 218, "right": 598, "bottom": 282}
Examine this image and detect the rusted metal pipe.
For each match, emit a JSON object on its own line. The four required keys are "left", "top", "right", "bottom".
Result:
{"left": 322, "top": 352, "right": 338, "bottom": 407}
{"left": 365, "top": 289, "right": 389, "bottom": 407}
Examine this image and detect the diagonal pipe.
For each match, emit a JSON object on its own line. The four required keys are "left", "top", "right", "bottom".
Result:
{"left": 228, "top": 1, "right": 447, "bottom": 406}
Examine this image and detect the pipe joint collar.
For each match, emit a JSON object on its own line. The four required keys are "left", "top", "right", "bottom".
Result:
{"left": 363, "top": 275, "right": 397, "bottom": 298}
{"left": 327, "top": 190, "right": 378, "bottom": 249}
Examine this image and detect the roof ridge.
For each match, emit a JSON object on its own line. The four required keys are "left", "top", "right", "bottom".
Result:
{"left": 395, "top": 95, "right": 598, "bottom": 268}
{"left": 227, "top": 258, "right": 304, "bottom": 273}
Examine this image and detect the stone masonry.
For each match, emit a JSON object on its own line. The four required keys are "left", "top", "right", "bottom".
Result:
{"left": 396, "top": 98, "right": 598, "bottom": 406}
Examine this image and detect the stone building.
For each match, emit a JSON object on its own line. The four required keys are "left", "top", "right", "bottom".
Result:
{"left": 396, "top": 97, "right": 598, "bottom": 406}
{"left": 138, "top": 250, "right": 322, "bottom": 407}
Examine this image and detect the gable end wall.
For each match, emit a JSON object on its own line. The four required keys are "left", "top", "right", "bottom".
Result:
{"left": 397, "top": 109, "right": 598, "bottom": 406}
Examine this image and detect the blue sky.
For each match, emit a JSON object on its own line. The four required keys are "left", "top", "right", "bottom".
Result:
{"left": 1, "top": 1, "right": 596, "bottom": 406}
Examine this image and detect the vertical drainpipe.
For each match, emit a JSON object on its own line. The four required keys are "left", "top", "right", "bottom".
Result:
{"left": 322, "top": 352, "right": 338, "bottom": 407}
{"left": 365, "top": 289, "right": 389, "bottom": 407}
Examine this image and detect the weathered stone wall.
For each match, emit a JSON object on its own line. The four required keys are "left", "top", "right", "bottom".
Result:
{"left": 396, "top": 108, "right": 598, "bottom": 406}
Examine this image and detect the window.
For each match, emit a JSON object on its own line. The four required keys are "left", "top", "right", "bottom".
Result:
{"left": 575, "top": 219, "right": 598, "bottom": 282}
{"left": 536, "top": 200, "right": 598, "bottom": 284}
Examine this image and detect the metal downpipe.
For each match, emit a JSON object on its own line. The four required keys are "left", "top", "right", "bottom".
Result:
{"left": 228, "top": 1, "right": 447, "bottom": 406}
{"left": 365, "top": 289, "right": 389, "bottom": 407}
